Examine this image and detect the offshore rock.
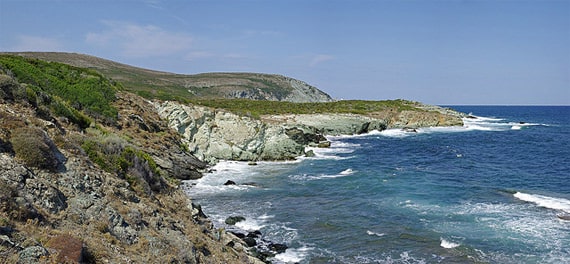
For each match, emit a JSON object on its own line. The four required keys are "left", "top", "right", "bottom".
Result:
{"left": 225, "top": 216, "right": 246, "bottom": 225}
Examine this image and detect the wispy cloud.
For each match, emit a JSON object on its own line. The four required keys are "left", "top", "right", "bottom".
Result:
{"left": 185, "top": 51, "right": 214, "bottom": 61}
{"left": 184, "top": 51, "right": 249, "bottom": 62}
{"left": 309, "top": 54, "right": 335, "bottom": 67}
{"left": 143, "top": 0, "right": 163, "bottom": 10}
{"left": 85, "top": 21, "right": 193, "bottom": 58}
{"left": 10, "top": 35, "right": 64, "bottom": 51}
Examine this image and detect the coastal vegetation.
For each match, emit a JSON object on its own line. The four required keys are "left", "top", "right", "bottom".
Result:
{"left": 0, "top": 55, "right": 119, "bottom": 127}
{"left": 189, "top": 98, "right": 419, "bottom": 119}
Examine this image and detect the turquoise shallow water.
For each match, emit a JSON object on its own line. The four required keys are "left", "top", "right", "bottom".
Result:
{"left": 184, "top": 106, "right": 570, "bottom": 263}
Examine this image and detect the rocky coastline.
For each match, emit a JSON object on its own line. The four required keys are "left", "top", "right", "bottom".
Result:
{"left": 156, "top": 100, "right": 464, "bottom": 164}
{"left": 0, "top": 54, "right": 465, "bottom": 263}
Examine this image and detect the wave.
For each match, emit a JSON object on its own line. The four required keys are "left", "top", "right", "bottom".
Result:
{"left": 367, "top": 230, "right": 385, "bottom": 237}
{"left": 440, "top": 238, "right": 460, "bottom": 249}
{"left": 273, "top": 245, "right": 313, "bottom": 263}
{"left": 235, "top": 217, "right": 267, "bottom": 231}
{"left": 290, "top": 168, "right": 356, "bottom": 181}
{"left": 513, "top": 192, "right": 570, "bottom": 212}
{"left": 339, "top": 168, "right": 355, "bottom": 175}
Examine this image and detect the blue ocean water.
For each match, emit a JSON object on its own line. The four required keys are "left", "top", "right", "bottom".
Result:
{"left": 184, "top": 106, "right": 570, "bottom": 263}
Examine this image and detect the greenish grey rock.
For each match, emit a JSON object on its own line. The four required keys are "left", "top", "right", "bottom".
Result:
{"left": 225, "top": 216, "right": 246, "bottom": 225}
{"left": 156, "top": 101, "right": 464, "bottom": 163}
{"left": 18, "top": 246, "right": 49, "bottom": 264}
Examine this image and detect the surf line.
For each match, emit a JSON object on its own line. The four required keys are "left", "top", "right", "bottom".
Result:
{"left": 513, "top": 192, "right": 570, "bottom": 220}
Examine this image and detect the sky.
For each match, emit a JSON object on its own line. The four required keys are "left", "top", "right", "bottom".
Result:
{"left": 0, "top": 0, "right": 568, "bottom": 105}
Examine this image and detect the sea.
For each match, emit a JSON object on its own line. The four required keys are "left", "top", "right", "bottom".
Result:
{"left": 183, "top": 106, "right": 570, "bottom": 264}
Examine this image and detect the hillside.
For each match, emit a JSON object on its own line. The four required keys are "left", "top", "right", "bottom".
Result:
{"left": 1, "top": 52, "right": 334, "bottom": 103}
{"left": 0, "top": 56, "right": 268, "bottom": 263}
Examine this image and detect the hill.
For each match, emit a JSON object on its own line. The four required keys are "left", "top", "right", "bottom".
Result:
{"left": 1, "top": 52, "right": 334, "bottom": 103}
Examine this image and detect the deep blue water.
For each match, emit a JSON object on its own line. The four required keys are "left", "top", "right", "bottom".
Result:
{"left": 184, "top": 106, "right": 570, "bottom": 263}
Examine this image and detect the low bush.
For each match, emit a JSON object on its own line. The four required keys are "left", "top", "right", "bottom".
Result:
{"left": 10, "top": 126, "right": 60, "bottom": 171}
{"left": 81, "top": 134, "right": 165, "bottom": 195}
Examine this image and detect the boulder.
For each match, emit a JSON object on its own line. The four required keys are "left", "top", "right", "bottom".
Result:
{"left": 46, "top": 234, "right": 84, "bottom": 264}
{"left": 269, "top": 243, "right": 288, "bottom": 253}
{"left": 18, "top": 246, "right": 49, "bottom": 264}
{"left": 317, "top": 141, "right": 331, "bottom": 148}
{"left": 225, "top": 216, "right": 246, "bottom": 225}
{"left": 242, "top": 237, "right": 257, "bottom": 247}
{"left": 247, "top": 230, "right": 262, "bottom": 238}
{"left": 223, "top": 180, "right": 237, "bottom": 186}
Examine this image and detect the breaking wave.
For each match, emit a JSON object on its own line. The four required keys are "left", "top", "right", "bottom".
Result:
{"left": 514, "top": 192, "right": 570, "bottom": 212}
{"left": 440, "top": 238, "right": 460, "bottom": 249}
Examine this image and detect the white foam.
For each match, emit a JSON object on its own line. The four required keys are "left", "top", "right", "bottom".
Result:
{"left": 273, "top": 245, "right": 313, "bottom": 263}
{"left": 514, "top": 192, "right": 570, "bottom": 212}
{"left": 440, "top": 238, "right": 460, "bottom": 248}
{"left": 289, "top": 168, "right": 356, "bottom": 181}
{"left": 304, "top": 141, "right": 360, "bottom": 161}
{"left": 258, "top": 214, "right": 275, "bottom": 220}
{"left": 373, "top": 114, "right": 524, "bottom": 138}
{"left": 306, "top": 141, "right": 359, "bottom": 154}
{"left": 235, "top": 218, "right": 266, "bottom": 231}
{"left": 327, "top": 130, "right": 383, "bottom": 139}
{"left": 378, "top": 128, "right": 413, "bottom": 138}
{"left": 367, "top": 230, "right": 385, "bottom": 237}
{"left": 466, "top": 114, "right": 504, "bottom": 122}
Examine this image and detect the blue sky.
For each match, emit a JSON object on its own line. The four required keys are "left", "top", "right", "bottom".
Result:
{"left": 1, "top": 0, "right": 568, "bottom": 105}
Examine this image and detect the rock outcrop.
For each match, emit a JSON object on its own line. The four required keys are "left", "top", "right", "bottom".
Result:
{"left": 156, "top": 101, "right": 464, "bottom": 162}
{"left": 156, "top": 101, "right": 321, "bottom": 162}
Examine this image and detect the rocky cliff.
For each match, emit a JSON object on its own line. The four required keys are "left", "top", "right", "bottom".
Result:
{"left": 156, "top": 100, "right": 464, "bottom": 163}
{"left": 0, "top": 72, "right": 263, "bottom": 263}
{"left": 156, "top": 101, "right": 321, "bottom": 163}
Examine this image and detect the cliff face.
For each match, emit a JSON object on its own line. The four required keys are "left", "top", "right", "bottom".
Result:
{"left": 156, "top": 101, "right": 316, "bottom": 162}
{"left": 156, "top": 101, "right": 464, "bottom": 162}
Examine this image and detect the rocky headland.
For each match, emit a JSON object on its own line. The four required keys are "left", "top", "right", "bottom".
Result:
{"left": 155, "top": 100, "right": 463, "bottom": 163}
{"left": 0, "top": 53, "right": 464, "bottom": 263}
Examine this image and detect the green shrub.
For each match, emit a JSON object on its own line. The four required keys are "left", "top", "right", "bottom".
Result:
{"left": 25, "top": 86, "right": 38, "bottom": 107}
{"left": 0, "top": 55, "right": 119, "bottom": 124}
{"left": 81, "top": 135, "right": 165, "bottom": 195}
{"left": 10, "top": 126, "right": 60, "bottom": 171}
